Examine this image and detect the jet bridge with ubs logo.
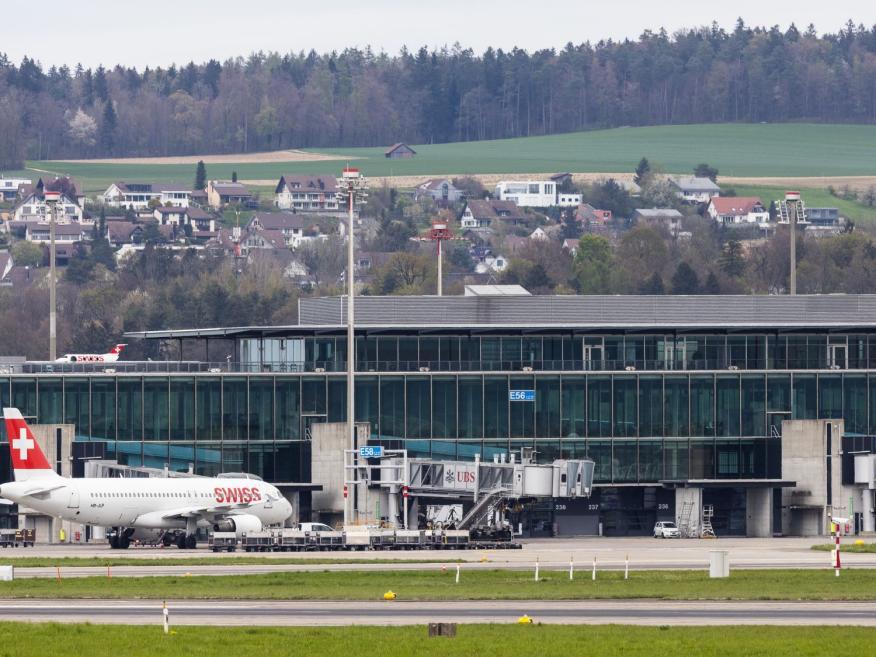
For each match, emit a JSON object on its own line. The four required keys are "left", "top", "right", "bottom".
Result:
{"left": 347, "top": 446, "right": 594, "bottom": 532}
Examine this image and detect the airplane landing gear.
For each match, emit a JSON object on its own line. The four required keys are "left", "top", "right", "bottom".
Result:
{"left": 108, "top": 527, "right": 132, "bottom": 549}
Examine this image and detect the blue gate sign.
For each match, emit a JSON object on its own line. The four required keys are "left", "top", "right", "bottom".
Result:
{"left": 509, "top": 390, "right": 535, "bottom": 402}
{"left": 359, "top": 445, "right": 384, "bottom": 458}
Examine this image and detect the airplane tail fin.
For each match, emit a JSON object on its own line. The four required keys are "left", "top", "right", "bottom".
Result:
{"left": 110, "top": 344, "right": 127, "bottom": 356}
{"left": 3, "top": 408, "right": 60, "bottom": 482}
{"left": 105, "top": 344, "right": 127, "bottom": 363}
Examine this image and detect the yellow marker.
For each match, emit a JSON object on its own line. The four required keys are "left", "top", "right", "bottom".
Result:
{"left": 383, "top": 591, "right": 397, "bottom": 600}
{"left": 517, "top": 614, "right": 533, "bottom": 624}
{"left": 855, "top": 539, "right": 865, "bottom": 546}
{"left": 480, "top": 554, "right": 489, "bottom": 563}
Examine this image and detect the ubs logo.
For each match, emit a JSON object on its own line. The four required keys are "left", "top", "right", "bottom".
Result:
{"left": 445, "top": 468, "right": 455, "bottom": 484}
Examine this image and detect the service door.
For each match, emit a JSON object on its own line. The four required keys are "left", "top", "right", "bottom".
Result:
{"left": 67, "top": 488, "right": 80, "bottom": 509}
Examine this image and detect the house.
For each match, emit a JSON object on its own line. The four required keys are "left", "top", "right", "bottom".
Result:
{"left": 153, "top": 206, "right": 217, "bottom": 233}
{"left": 557, "top": 193, "right": 582, "bottom": 207}
{"left": 669, "top": 176, "right": 721, "bottom": 203}
{"left": 562, "top": 238, "right": 579, "bottom": 256}
{"left": 102, "top": 182, "right": 193, "bottom": 209}
{"left": 205, "top": 181, "right": 253, "bottom": 209}
{"left": 247, "top": 212, "right": 305, "bottom": 248}
{"left": 0, "top": 175, "right": 31, "bottom": 201}
{"left": 529, "top": 227, "right": 549, "bottom": 241}
{"left": 13, "top": 176, "right": 87, "bottom": 223}
{"left": 575, "top": 203, "right": 613, "bottom": 225}
{"left": 707, "top": 197, "right": 769, "bottom": 226}
{"left": 274, "top": 175, "right": 340, "bottom": 213}
{"left": 474, "top": 254, "right": 508, "bottom": 274}
{"left": 550, "top": 172, "right": 573, "bottom": 187}
{"left": 494, "top": 180, "right": 557, "bottom": 207}
{"left": 25, "top": 222, "right": 91, "bottom": 244}
{"left": 107, "top": 222, "right": 144, "bottom": 247}
{"left": 415, "top": 179, "right": 465, "bottom": 204}
{"left": 805, "top": 207, "right": 845, "bottom": 236}
{"left": 634, "top": 208, "right": 685, "bottom": 235}
{"left": 242, "top": 229, "right": 288, "bottom": 251}
{"left": 384, "top": 143, "right": 416, "bottom": 159}
{"left": 460, "top": 200, "right": 525, "bottom": 230}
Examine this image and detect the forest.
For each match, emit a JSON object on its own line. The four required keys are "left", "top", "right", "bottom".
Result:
{"left": 3, "top": 19, "right": 876, "bottom": 167}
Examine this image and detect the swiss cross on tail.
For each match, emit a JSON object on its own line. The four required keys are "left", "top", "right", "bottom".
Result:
{"left": 3, "top": 408, "right": 52, "bottom": 472}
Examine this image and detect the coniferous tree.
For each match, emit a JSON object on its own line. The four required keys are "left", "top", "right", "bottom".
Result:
{"left": 194, "top": 161, "right": 207, "bottom": 190}
{"left": 634, "top": 158, "right": 651, "bottom": 186}
{"left": 640, "top": 272, "right": 665, "bottom": 294}
{"left": 671, "top": 262, "right": 700, "bottom": 294}
{"left": 704, "top": 271, "right": 721, "bottom": 294}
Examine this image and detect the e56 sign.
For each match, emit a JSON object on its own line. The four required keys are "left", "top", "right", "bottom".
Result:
{"left": 509, "top": 390, "right": 535, "bottom": 402}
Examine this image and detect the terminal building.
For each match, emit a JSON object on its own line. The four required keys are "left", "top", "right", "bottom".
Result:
{"left": 2, "top": 293, "right": 876, "bottom": 537}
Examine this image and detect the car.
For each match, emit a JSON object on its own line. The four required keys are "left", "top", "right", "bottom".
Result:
{"left": 653, "top": 521, "right": 680, "bottom": 538}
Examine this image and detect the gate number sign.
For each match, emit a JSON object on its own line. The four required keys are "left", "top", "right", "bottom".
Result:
{"left": 359, "top": 446, "right": 384, "bottom": 458}
{"left": 509, "top": 390, "right": 535, "bottom": 401}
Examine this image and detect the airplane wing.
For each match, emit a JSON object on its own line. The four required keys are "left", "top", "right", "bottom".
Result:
{"left": 0, "top": 498, "right": 14, "bottom": 505}
{"left": 160, "top": 502, "right": 250, "bottom": 520}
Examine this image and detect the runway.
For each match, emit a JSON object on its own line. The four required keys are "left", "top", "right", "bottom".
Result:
{"left": 0, "top": 599, "right": 873, "bottom": 626}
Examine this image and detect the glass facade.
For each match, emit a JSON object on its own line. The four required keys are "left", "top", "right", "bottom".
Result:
{"left": 2, "top": 367, "right": 875, "bottom": 484}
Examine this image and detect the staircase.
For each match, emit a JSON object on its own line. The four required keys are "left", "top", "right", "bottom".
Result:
{"left": 701, "top": 504, "right": 716, "bottom": 538}
{"left": 458, "top": 488, "right": 508, "bottom": 530}
{"left": 678, "top": 500, "right": 697, "bottom": 538}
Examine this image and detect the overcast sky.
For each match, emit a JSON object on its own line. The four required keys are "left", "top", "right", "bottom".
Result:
{"left": 5, "top": 0, "right": 876, "bottom": 69}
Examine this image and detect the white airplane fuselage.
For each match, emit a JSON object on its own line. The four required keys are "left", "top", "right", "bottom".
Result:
{"left": 0, "top": 476, "right": 291, "bottom": 530}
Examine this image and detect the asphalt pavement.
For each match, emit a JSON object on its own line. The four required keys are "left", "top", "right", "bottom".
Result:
{"left": 0, "top": 599, "right": 872, "bottom": 626}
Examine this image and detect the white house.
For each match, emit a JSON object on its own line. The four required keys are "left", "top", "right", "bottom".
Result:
{"left": 494, "top": 180, "right": 557, "bottom": 207}
{"left": 0, "top": 175, "right": 31, "bottom": 201}
{"left": 415, "top": 179, "right": 465, "bottom": 204}
{"left": 275, "top": 175, "right": 340, "bottom": 213}
{"left": 14, "top": 191, "right": 85, "bottom": 224}
{"left": 247, "top": 212, "right": 306, "bottom": 249}
{"left": 25, "top": 222, "right": 91, "bottom": 244}
{"left": 475, "top": 254, "right": 508, "bottom": 274}
{"left": 557, "top": 193, "right": 582, "bottom": 207}
{"left": 153, "top": 206, "right": 217, "bottom": 233}
{"left": 103, "top": 182, "right": 193, "bottom": 209}
{"left": 707, "top": 197, "right": 770, "bottom": 226}
{"left": 669, "top": 176, "right": 721, "bottom": 203}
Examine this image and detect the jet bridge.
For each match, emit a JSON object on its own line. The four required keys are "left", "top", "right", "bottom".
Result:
{"left": 346, "top": 448, "right": 594, "bottom": 530}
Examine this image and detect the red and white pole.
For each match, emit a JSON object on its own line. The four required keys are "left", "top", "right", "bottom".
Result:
{"left": 834, "top": 523, "right": 841, "bottom": 577}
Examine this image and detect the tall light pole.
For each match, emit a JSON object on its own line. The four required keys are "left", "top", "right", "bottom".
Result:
{"left": 44, "top": 190, "right": 60, "bottom": 360}
{"left": 336, "top": 167, "right": 367, "bottom": 525}
{"left": 428, "top": 219, "right": 453, "bottom": 296}
{"left": 785, "top": 191, "right": 801, "bottom": 295}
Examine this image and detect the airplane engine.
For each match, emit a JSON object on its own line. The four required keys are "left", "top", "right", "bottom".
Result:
{"left": 213, "top": 514, "right": 263, "bottom": 536}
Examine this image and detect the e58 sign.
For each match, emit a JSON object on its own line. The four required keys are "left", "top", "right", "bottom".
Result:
{"left": 359, "top": 445, "right": 384, "bottom": 458}
{"left": 509, "top": 390, "right": 535, "bottom": 402}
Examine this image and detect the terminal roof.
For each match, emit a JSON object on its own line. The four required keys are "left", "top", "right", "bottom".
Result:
{"left": 123, "top": 294, "right": 876, "bottom": 340}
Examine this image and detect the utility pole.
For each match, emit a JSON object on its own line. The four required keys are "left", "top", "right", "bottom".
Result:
{"left": 786, "top": 191, "right": 801, "bottom": 295}
{"left": 44, "top": 190, "right": 60, "bottom": 360}
{"left": 428, "top": 219, "right": 453, "bottom": 297}
{"left": 336, "top": 167, "right": 367, "bottom": 525}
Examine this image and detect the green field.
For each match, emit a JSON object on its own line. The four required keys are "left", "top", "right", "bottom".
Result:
{"left": 812, "top": 543, "right": 876, "bottom": 553}
{"left": 0, "top": 624, "right": 872, "bottom": 657}
{"left": 0, "top": 556, "right": 456, "bottom": 568}
{"left": 2, "top": 568, "right": 875, "bottom": 601}
{"left": 728, "top": 183, "right": 876, "bottom": 223}
{"left": 27, "top": 123, "right": 876, "bottom": 195}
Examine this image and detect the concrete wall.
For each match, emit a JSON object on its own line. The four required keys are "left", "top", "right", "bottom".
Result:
{"left": 746, "top": 488, "right": 773, "bottom": 537}
{"left": 310, "top": 421, "right": 370, "bottom": 523}
{"left": 674, "top": 487, "right": 702, "bottom": 536}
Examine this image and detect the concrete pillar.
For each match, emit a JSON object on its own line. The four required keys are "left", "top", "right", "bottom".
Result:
{"left": 862, "top": 488, "right": 875, "bottom": 534}
{"left": 674, "top": 487, "right": 702, "bottom": 536}
{"left": 746, "top": 488, "right": 773, "bottom": 537}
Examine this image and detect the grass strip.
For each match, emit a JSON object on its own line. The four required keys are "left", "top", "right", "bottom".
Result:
{"left": 0, "top": 556, "right": 458, "bottom": 568}
{"left": 0, "top": 622, "right": 873, "bottom": 657}
{"left": 2, "top": 568, "right": 876, "bottom": 601}
{"left": 811, "top": 543, "right": 876, "bottom": 553}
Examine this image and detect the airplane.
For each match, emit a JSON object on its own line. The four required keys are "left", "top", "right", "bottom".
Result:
{"left": 55, "top": 343, "right": 128, "bottom": 364}
{"left": 0, "top": 408, "right": 293, "bottom": 549}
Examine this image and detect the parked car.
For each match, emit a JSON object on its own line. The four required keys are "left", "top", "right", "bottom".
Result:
{"left": 653, "top": 521, "right": 680, "bottom": 538}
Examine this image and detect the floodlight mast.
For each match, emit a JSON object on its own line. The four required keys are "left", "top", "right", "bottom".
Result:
{"left": 336, "top": 167, "right": 368, "bottom": 525}
{"left": 429, "top": 219, "right": 453, "bottom": 296}
{"left": 44, "top": 190, "right": 61, "bottom": 360}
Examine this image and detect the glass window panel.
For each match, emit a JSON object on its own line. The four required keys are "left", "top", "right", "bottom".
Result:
{"left": 276, "top": 442, "right": 304, "bottom": 482}
{"left": 222, "top": 442, "right": 246, "bottom": 472}
{"left": 612, "top": 440, "right": 637, "bottom": 482}
{"left": 11, "top": 378, "right": 36, "bottom": 418}
{"left": 664, "top": 376, "right": 689, "bottom": 437}
{"left": 196, "top": 378, "right": 222, "bottom": 441}
{"left": 248, "top": 443, "right": 275, "bottom": 481}
{"left": 767, "top": 375, "right": 791, "bottom": 412}
{"left": 419, "top": 337, "right": 440, "bottom": 366}
{"left": 741, "top": 375, "right": 765, "bottom": 437}
{"left": 458, "top": 377, "right": 482, "bottom": 438}
{"left": 535, "top": 376, "right": 560, "bottom": 438}
{"left": 143, "top": 378, "right": 169, "bottom": 441}
{"left": 613, "top": 376, "right": 637, "bottom": 437}
{"left": 638, "top": 440, "right": 663, "bottom": 482}
{"left": 354, "top": 377, "right": 378, "bottom": 439}
{"left": 222, "top": 377, "right": 247, "bottom": 441}
{"left": 92, "top": 378, "right": 117, "bottom": 441}
{"left": 690, "top": 375, "right": 714, "bottom": 436}
{"left": 37, "top": 379, "right": 63, "bottom": 424}
{"left": 398, "top": 338, "right": 418, "bottom": 370}
{"left": 484, "top": 376, "right": 509, "bottom": 439}
{"left": 406, "top": 377, "right": 431, "bottom": 439}
{"left": 194, "top": 442, "right": 222, "bottom": 476}
{"left": 543, "top": 337, "right": 563, "bottom": 369}
{"left": 481, "top": 338, "right": 500, "bottom": 368}
{"left": 510, "top": 376, "right": 534, "bottom": 439}
{"left": 716, "top": 376, "right": 740, "bottom": 437}
{"left": 793, "top": 374, "right": 817, "bottom": 419}
{"left": 431, "top": 440, "right": 457, "bottom": 460}
{"left": 587, "top": 376, "right": 611, "bottom": 437}
{"left": 502, "top": 337, "right": 522, "bottom": 365}
{"left": 249, "top": 378, "right": 274, "bottom": 439}
{"left": 379, "top": 377, "right": 405, "bottom": 439}
{"left": 522, "top": 337, "right": 542, "bottom": 365}
{"left": 561, "top": 376, "right": 586, "bottom": 438}
{"left": 327, "top": 379, "right": 345, "bottom": 422}
{"left": 275, "top": 377, "right": 300, "bottom": 440}
{"left": 377, "top": 338, "right": 398, "bottom": 369}
{"left": 740, "top": 438, "right": 767, "bottom": 478}
{"left": 301, "top": 377, "right": 326, "bottom": 414}
{"left": 664, "top": 439, "right": 689, "bottom": 480}
{"left": 459, "top": 337, "right": 480, "bottom": 368}
{"left": 690, "top": 438, "right": 715, "bottom": 478}
{"left": 843, "top": 375, "right": 867, "bottom": 435}
{"left": 117, "top": 378, "right": 142, "bottom": 441}
{"left": 716, "top": 439, "right": 741, "bottom": 477}
{"left": 562, "top": 439, "right": 587, "bottom": 459}
{"left": 588, "top": 440, "right": 612, "bottom": 483}
{"left": 638, "top": 376, "right": 663, "bottom": 437}
{"left": 432, "top": 377, "right": 457, "bottom": 439}
{"left": 819, "top": 374, "right": 842, "bottom": 420}
{"left": 848, "top": 335, "right": 867, "bottom": 369}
